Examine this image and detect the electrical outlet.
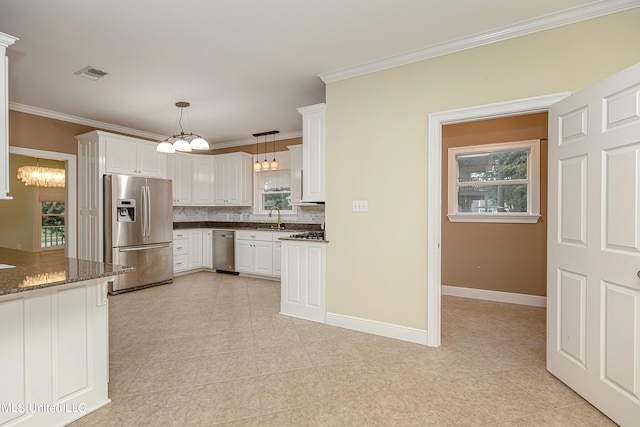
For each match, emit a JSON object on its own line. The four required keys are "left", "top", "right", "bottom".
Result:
{"left": 352, "top": 200, "right": 368, "bottom": 212}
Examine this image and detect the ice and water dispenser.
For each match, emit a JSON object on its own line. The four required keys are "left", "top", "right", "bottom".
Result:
{"left": 117, "top": 199, "right": 136, "bottom": 222}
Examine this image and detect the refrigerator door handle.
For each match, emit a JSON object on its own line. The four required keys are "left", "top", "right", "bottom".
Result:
{"left": 146, "top": 185, "right": 151, "bottom": 237}
{"left": 118, "top": 243, "right": 171, "bottom": 252}
{"left": 141, "top": 185, "right": 147, "bottom": 237}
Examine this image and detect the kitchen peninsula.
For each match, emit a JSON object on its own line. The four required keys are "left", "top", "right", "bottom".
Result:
{"left": 0, "top": 248, "right": 132, "bottom": 427}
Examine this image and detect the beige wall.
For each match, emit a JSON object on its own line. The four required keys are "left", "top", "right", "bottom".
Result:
{"left": 1, "top": 154, "right": 63, "bottom": 251}
{"left": 9, "top": 111, "right": 96, "bottom": 154}
{"left": 325, "top": 9, "right": 640, "bottom": 330}
{"left": 441, "top": 113, "right": 548, "bottom": 297}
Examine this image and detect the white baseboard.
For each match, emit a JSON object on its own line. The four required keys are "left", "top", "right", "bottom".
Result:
{"left": 441, "top": 285, "right": 546, "bottom": 307}
{"left": 325, "top": 312, "right": 428, "bottom": 345}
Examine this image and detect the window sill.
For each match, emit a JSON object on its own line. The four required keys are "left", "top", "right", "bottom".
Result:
{"left": 447, "top": 213, "right": 541, "bottom": 224}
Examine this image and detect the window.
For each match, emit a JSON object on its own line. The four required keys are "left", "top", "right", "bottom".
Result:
{"left": 448, "top": 139, "right": 540, "bottom": 223}
{"left": 41, "top": 200, "right": 65, "bottom": 248}
{"left": 256, "top": 169, "right": 295, "bottom": 214}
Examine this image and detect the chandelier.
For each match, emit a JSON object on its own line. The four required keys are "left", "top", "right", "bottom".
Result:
{"left": 17, "top": 161, "right": 65, "bottom": 188}
{"left": 156, "top": 102, "right": 210, "bottom": 153}
{"left": 252, "top": 130, "right": 279, "bottom": 171}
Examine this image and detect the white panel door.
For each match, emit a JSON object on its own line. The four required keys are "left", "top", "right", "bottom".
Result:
{"left": 548, "top": 61, "right": 640, "bottom": 426}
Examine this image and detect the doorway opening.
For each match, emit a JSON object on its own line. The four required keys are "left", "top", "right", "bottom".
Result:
{"left": 426, "top": 92, "right": 569, "bottom": 347}
{"left": 6, "top": 147, "right": 77, "bottom": 258}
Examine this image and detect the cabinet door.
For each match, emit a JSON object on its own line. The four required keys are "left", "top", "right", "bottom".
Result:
{"left": 272, "top": 241, "right": 281, "bottom": 276}
{"left": 105, "top": 138, "right": 137, "bottom": 174}
{"left": 191, "top": 230, "right": 203, "bottom": 269}
{"left": 192, "top": 157, "right": 215, "bottom": 205}
{"left": 298, "top": 104, "right": 326, "bottom": 202}
{"left": 280, "top": 241, "right": 326, "bottom": 323}
{"left": 253, "top": 241, "right": 273, "bottom": 275}
{"left": 235, "top": 240, "right": 254, "bottom": 273}
{"left": 202, "top": 229, "right": 213, "bottom": 269}
{"left": 288, "top": 145, "right": 303, "bottom": 205}
{"left": 136, "top": 143, "right": 166, "bottom": 178}
{"left": 214, "top": 153, "right": 252, "bottom": 206}
{"left": 214, "top": 156, "right": 230, "bottom": 204}
{"left": 167, "top": 154, "right": 192, "bottom": 205}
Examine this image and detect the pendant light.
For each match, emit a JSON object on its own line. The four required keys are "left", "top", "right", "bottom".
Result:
{"left": 252, "top": 130, "right": 279, "bottom": 171}
{"left": 17, "top": 159, "right": 65, "bottom": 188}
{"left": 270, "top": 132, "right": 278, "bottom": 170}
{"left": 157, "top": 102, "right": 210, "bottom": 153}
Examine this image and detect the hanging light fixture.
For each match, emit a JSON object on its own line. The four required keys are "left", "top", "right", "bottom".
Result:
{"left": 157, "top": 102, "right": 210, "bottom": 153}
{"left": 17, "top": 159, "right": 65, "bottom": 188}
{"left": 270, "top": 131, "right": 279, "bottom": 170}
{"left": 252, "top": 130, "right": 279, "bottom": 171}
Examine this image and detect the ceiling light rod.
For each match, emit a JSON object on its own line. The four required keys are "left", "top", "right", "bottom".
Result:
{"left": 251, "top": 130, "right": 280, "bottom": 138}
{"left": 157, "top": 101, "right": 210, "bottom": 153}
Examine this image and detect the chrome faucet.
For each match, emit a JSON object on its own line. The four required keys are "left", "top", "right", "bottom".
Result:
{"left": 268, "top": 206, "right": 282, "bottom": 229}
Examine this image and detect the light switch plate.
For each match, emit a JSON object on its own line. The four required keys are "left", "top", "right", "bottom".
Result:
{"left": 352, "top": 200, "right": 368, "bottom": 211}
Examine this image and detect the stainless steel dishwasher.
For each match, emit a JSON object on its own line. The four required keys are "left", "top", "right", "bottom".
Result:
{"left": 212, "top": 230, "right": 237, "bottom": 273}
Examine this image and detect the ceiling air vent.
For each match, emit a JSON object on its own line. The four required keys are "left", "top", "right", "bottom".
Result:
{"left": 74, "top": 66, "right": 109, "bottom": 81}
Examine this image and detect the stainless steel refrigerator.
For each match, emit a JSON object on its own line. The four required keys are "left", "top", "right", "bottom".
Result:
{"left": 104, "top": 174, "right": 173, "bottom": 294}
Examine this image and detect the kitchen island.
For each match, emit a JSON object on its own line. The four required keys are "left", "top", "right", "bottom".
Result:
{"left": 0, "top": 248, "right": 132, "bottom": 427}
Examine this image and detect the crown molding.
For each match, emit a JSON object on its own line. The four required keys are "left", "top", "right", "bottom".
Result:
{"left": 9, "top": 102, "right": 168, "bottom": 141}
{"left": 210, "top": 131, "right": 302, "bottom": 150}
{"left": 0, "top": 32, "right": 18, "bottom": 48}
{"left": 319, "top": 0, "right": 640, "bottom": 84}
{"left": 9, "top": 102, "right": 302, "bottom": 148}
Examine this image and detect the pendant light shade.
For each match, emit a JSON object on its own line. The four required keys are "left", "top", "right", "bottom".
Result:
{"left": 156, "top": 140, "right": 175, "bottom": 153}
{"left": 173, "top": 138, "right": 192, "bottom": 152}
{"left": 158, "top": 102, "right": 210, "bottom": 153}
{"left": 17, "top": 159, "right": 65, "bottom": 188}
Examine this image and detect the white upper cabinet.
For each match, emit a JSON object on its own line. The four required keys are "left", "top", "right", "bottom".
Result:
{"left": 0, "top": 32, "right": 17, "bottom": 200}
{"left": 166, "top": 153, "right": 193, "bottom": 205}
{"left": 297, "top": 103, "right": 326, "bottom": 202}
{"left": 192, "top": 155, "right": 215, "bottom": 205}
{"left": 105, "top": 135, "right": 166, "bottom": 178}
{"left": 214, "top": 152, "right": 253, "bottom": 206}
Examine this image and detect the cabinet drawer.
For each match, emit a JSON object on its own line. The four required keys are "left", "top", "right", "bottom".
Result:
{"left": 173, "top": 230, "right": 190, "bottom": 240}
{"left": 173, "top": 239, "right": 189, "bottom": 254}
{"left": 235, "top": 230, "right": 273, "bottom": 241}
{"left": 173, "top": 254, "right": 190, "bottom": 272}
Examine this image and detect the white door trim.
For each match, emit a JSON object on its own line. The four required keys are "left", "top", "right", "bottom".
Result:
{"left": 426, "top": 92, "right": 570, "bottom": 347}
{"left": 9, "top": 147, "right": 77, "bottom": 258}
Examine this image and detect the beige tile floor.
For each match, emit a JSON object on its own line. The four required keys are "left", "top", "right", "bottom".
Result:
{"left": 71, "top": 272, "right": 616, "bottom": 426}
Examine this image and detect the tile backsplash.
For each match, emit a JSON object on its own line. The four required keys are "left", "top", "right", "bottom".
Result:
{"left": 173, "top": 205, "right": 325, "bottom": 225}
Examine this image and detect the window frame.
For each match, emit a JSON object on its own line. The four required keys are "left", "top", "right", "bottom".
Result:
{"left": 253, "top": 168, "right": 297, "bottom": 215}
{"left": 36, "top": 188, "right": 66, "bottom": 250}
{"left": 447, "top": 139, "right": 541, "bottom": 224}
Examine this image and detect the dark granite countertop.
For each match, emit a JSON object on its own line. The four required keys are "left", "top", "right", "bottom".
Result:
{"left": 173, "top": 221, "right": 323, "bottom": 232}
{"left": 0, "top": 248, "right": 133, "bottom": 296}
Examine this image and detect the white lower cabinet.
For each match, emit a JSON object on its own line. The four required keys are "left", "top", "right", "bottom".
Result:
{"left": 235, "top": 231, "right": 274, "bottom": 276}
{"left": 280, "top": 240, "right": 326, "bottom": 323}
{"left": 173, "top": 230, "right": 191, "bottom": 273}
{"left": 173, "top": 229, "right": 213, "bottom": 274}
{"left": 0, "top": 279, "right": 109, "bottom": 426}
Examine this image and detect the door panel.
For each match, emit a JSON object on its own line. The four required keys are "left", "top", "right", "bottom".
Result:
{"left": 145, "top": 178, "right": 173, "bottom": 244}
{"left": 110, "top": 243, "right": 172, "bottom": 293}
{"left": 548, "top": 61, "right": 640, "bottom": 426}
